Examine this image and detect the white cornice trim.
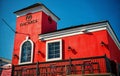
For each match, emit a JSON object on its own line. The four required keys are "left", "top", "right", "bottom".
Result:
{"left": 39, "top": 23, "right": 107, "bottom": 40}
{"left": 39, "top": 22, "right": 120, "bottom": 50}
{"left": 40, "top": 27, "right": 106, "bottom": 40}
{"left": 15, "top": 6, "right": 59, "bottom": 22}
{"left": 106, "top": 23, "right": 120, "bottom": 49}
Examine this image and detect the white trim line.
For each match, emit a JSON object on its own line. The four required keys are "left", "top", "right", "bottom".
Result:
{"left": 19, "top": 37, "right": 34, "bottom": 65}
{"left": 39, "top": 22, "right": 120, "bottom": 50}
{"left": 15, "top": 6, "right": 59, "bottom": 22}
{"left": 40, "top": 25, "right": 107, "bottom": 40}
{"left": 106, "top": 23, "right": 120, "bottom": 49}
{"left": 46, "top": 39, "right": 62, "bottom": 61}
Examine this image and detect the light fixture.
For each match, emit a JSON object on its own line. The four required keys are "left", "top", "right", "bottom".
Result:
{"left": 40, "top": 38, "right": 45, "bottom": 42}
{"left": 68, "top": 46, "right": 72, "bottom": 51}
{"left": 37, "top": 50, "right": 45, "bottom": 57}
{"left": 100, "top": 41, "right": 105, "bottom": 46}
{"left": 13, "top": 54, "right": 19, "bottom": 59}
{"left": 81, "top": 29, "right": 88, "bottom": 32}
{"left": 38, "top": 50, "right": 41, "bottom": 54}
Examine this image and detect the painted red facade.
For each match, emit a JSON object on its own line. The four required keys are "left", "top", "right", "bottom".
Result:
{"left": 37, "top": 30, "right": 119, "bottom": 61}
{"left": 12, "top": 15, "right": 120, "bottom": 64}
{"left": 11, "top": 3, "right": 120, "bottom": 75}
{"left": 12, "top": 11, "right": 57, "bottom": 64}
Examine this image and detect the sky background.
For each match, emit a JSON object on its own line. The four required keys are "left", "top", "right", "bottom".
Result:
{"left": 0, "top": 0, "right": 120, "bottom": 60}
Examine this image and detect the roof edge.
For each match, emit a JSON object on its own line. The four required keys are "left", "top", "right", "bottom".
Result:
{"left": 13, "top": 3, "right": 60, "bottom": 21}
{"left": 14, "top": 3, "right": 42, "bottom": 13}
{"left": 39, "top": 20, "right": 108, "bottom": 35}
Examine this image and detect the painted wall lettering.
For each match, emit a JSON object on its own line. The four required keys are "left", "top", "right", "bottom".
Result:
{"left": 20, "top": 14, "right": 38, "bottom": 26}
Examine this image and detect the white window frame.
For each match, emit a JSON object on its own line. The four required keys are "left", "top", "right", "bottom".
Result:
{"left": 19, "top": 37, "right": 34, "bottom": 65}
{"left": 46, "top": 39, "right": 62, "bottom": 61}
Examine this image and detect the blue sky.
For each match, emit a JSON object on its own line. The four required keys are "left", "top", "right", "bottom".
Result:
{"left": 0, "top": 0, "right": 120, "bottom": 60}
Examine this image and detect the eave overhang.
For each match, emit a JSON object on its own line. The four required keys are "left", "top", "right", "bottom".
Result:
{"left": 39, "top": 21, "right": 120, "bottom": 49}
{"left": 14, "top": 3, "right": 60, "bottom": 22}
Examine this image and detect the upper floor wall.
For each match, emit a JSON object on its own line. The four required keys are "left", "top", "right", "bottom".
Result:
{"left": 39, "top": 21, "right": 120, "bottom": 63}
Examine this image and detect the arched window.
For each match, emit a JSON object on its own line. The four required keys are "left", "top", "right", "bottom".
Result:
{"left": 19, "top": 38, "right": 33, "bottom": 64}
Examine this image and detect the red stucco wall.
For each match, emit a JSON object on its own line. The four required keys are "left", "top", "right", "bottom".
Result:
{"left": 12, "top": 11, "right": 57, "bottom": 65}
{"left": 107, "top": 33, "right": 120, "bottom": 63}
{"left": 36, "top": 30, "right": 110, "bottom": 62}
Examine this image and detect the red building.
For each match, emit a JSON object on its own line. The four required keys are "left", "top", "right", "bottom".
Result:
{"left": 12, "top": 3, "right": 120, "bottom": 76}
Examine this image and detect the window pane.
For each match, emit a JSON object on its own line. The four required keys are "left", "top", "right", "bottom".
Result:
{"left": 55, "top": 54, "right": 60, "bottom": 58}
{"left": 55, "top": 42, "right": 59, "bottom": 45}
{"left": 55, "top": 46, "right": 59, "bottom": 50}
{"left": 55, "top": 50, "right": 60, "bottom": 54}
{"left": 48, "top": 50, "right": 53, "bottom": 54}
{"left": 48, "top": 54, "right": 54, "bottom": 59}
{"left": 48, "top": 41, "right": 60, "bottom": 59}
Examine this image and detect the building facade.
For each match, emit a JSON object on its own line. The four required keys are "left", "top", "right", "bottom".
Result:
{"left": 12, "top": 3, "right": 120, "bottom": 76}
{"left": 0, "top": 57, "right": 11, "bottom": 76}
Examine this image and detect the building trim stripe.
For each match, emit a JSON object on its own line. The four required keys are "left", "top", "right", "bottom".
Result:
{"left": 39, "top": 24, "right": 107, "bottom": 40}
{"left": 106, "top": 23, "right": 120, "bottom": 49}
{"left": 15, "top": 5, "right": 59, "bottom": 22}
{"left": 39, "top": 22, "right": 120, "bottom": 50}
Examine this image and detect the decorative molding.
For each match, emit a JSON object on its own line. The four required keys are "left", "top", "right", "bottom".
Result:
{"left": 14, "top": 4, "right": 59, "bottom": 22}
{"left": 39, "top": 23, "right": 107, "bottom": 40}
{"left": 39, "top": 21, "right": 120, "bottom": 50}
{"left": 106, "top": 23, "right": 120, "bottom": 49}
